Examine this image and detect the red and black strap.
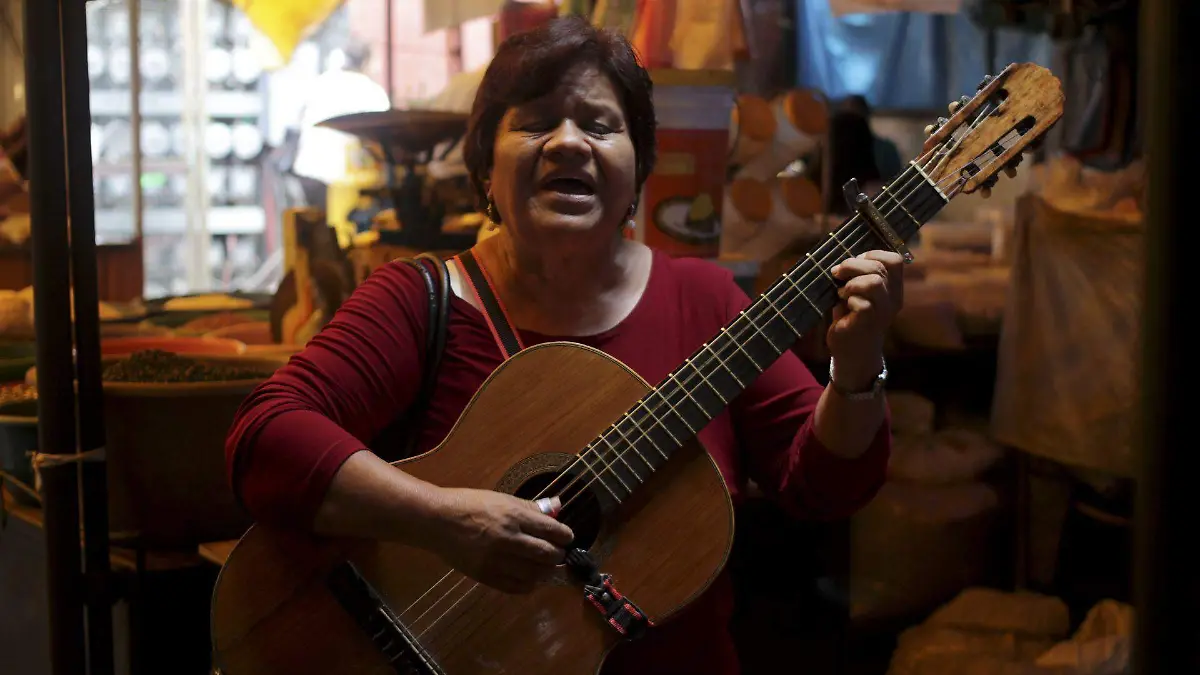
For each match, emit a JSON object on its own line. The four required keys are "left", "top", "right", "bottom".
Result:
{"left": 452, "top": 249, "right": 525, "bottom": 360}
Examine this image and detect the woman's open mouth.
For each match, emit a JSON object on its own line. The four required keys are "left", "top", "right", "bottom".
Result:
{"left": 540, "top": 177, "right": 596, "bottom": 197}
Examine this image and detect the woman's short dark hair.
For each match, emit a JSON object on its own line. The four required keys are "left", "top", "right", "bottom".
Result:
{"left": 463, "top": 15, "right": 657, "bottom": 213}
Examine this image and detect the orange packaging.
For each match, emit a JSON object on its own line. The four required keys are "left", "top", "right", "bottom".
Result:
{"left": 636, "top": 69, "right": 735, "bottom": 257}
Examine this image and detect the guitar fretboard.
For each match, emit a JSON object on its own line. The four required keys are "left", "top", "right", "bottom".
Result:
{"left": 576, "top": 164, "right": 948, "bottom": 502}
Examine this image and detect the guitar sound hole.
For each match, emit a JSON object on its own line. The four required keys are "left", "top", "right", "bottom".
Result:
{"left": 512, "top": 468, "right": 604, "bottom": 554}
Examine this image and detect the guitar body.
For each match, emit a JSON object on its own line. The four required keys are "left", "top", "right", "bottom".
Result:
{"left": 211, "top": 342, "right": 735, "bottom": 675}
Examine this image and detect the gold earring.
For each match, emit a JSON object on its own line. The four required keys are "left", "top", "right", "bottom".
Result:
{"left": 486, "top": 197, "right": 502, "bottom": 225}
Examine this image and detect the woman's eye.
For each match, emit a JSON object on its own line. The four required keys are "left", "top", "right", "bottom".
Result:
{"left": 587, "top": 122, "right": 614, "bottom": 134}
{"left": 518, "top": 119, "right": 554, "bottom": 133}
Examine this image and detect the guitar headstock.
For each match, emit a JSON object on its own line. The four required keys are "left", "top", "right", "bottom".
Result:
{"left": 918, "top": 63, "right": 1064, "bottom": 198}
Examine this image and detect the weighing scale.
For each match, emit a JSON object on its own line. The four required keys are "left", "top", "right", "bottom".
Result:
{"left": 318, "top": 109, "right": 478, "bottom": 252}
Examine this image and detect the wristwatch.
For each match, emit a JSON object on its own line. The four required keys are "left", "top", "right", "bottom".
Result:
{"left": 829, "top": 357, "right": 888, "bottom": 401}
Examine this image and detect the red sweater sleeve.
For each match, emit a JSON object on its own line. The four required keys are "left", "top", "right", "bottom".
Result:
{"left": 225, "top": 262, "right": 430, "bottom": 527}
{"left": 724, "top": 280, "right": 891, "bottom": 521}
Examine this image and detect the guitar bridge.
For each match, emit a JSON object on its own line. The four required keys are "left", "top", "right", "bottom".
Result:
{"left": 566, "top": 548, "right": 654, "bottom": 640}
{"left": 325, "top": 561, "right": 447, "bottom": 675}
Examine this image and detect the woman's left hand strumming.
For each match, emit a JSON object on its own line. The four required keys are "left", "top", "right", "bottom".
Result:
{"left": 826, "top": 250, "right": 905, "bottom": 391}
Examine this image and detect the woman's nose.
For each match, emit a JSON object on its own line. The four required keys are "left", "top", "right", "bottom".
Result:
{"left": 543, "top": 119, "right": 590, "bottom": 161}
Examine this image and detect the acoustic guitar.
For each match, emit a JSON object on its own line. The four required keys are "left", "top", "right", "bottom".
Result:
{"left": 210, "top": 64, "right": 1064, "bottom": 674}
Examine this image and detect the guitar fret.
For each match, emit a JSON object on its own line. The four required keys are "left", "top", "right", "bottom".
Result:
{"left": 660, "top": 394, "right": 697, "bottom": 435}
{"left": 881, "top": 186, "right": 921, "bottom": 227}
{"left": 808, "top": 252, "right": 836, "bottom": 284}
{"left": 739, "top": 309, "right": 781, "bottom": 352}
{"left": 564, "top": 161, "right": 950, "bottom": 517}
{"left": 829, "top": 230, "right": 855, "bottom": 257}
{"left": 760, "top": 293, "right": 803, "bottom": 338}
{"left": 720, "top": 327, "right": 763, "bottom": 371}
{"left": 596, "top": 436, "right": 644, "bottom": 484}
{"left": 576, "top": 451, "right": 622, "bottom": 501}
{"left": 617, "top": 412, "right": 670, "bottom": 460}
{"left": 630, "top": 406, "right": 682, "bottom": 447}
{"left": 604, "top": 424, "right": 659, "bottom": 471}
{"left": 704, "top": 343, "right": 746, "bottom": 388}
{"left": 782, "top": 271, "right": 823, "bottom": 314}
{"left": 685, "top": 356, "right": 730, "bottom": 404}
{"left": 668, "top": 370, "right": 717, "bottom": 419}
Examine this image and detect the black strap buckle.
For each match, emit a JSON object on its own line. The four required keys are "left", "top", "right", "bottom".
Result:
{"left": 566, "top": 548, "right": 653, "bottom": 640}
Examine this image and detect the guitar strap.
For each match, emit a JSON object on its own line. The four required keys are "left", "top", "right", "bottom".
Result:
{"left": 452, "top": 249, "right": 525, "bottom": 359}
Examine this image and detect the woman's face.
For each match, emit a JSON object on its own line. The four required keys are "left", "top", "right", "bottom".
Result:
{"left": 488, "top": 63, "right": 637, "bottom": 242}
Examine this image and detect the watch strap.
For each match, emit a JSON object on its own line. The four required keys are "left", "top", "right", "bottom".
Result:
{"left": 829, "top": 357, "right": 887, "bottom": 400}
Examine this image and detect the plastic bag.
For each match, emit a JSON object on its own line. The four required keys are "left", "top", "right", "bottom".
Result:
{"left": 887, "top": 587, "right": 1072, "bottom": 675}
{"left": 887, "top": 391, "right": 936, "bottom": 436}
{"left": 889, "top": 428, "right": 1005, "bottom": 485}
{"left": 990, "top": 184, "right": 1143, "bottom": 477}
{"left": 1035, "top": 600, "right": 1133, "bottom": 675}
{"left": 231, "top": 0, "right": 343, "bottom": 65}
{"left": 924, "top": 587, "right": 1070, "bottom": 636}
{"left": 669, "top": 0, "right": 747, "bottom": 69}
{"left": 849, "top": 482, "right": 1000, "bottom": 620}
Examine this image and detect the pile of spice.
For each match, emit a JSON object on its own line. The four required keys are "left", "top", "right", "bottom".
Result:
{"left": 102, "top": 350, "right": 273, "bottom": 383}
{"left": 0, "top": 383, "right": 36, "bottom": 407}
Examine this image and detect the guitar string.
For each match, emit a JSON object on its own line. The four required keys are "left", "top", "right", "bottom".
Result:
{"left": 405, "top": 158, "right": 943, "bottom": 643}
{"left": 533, "top": 161, "right": 950, "bottom": 509}
{"left": 403, "top": 134, "right": 1003, "bottom": 646}
{"left": 408, "top": 207, "right": 902, "bottom": 646}
{"left": 411, "top": 151, "right": 1020, "bottom": 651}
{"left": 543, "top": 109, "right": 1012, "bottom": 523}
{"left": 534, "top": 128, "right": 1014, "bottom": 555}
{"left": 536, "top": 103, "right": 1013, "bottom": 538}
{"left": 405, "top": 104, "right": 1015, "bottom": 643}
{"left": 520, "top": 98, "right": 1003, "bottom": 518}
{"left": 404, "top": 144, "right": 960, "bottom": 641}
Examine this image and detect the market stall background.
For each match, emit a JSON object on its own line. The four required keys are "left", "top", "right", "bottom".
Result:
{"left": 0, "top": 1, "right": 1180, "bottom": 675}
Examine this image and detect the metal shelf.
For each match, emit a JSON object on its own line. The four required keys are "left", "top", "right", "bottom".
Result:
{"left": 90, "top": 89, "right": 264, "bottom": 118}
{"left": 95, "top": 205, "right": 264, "bottom": 237}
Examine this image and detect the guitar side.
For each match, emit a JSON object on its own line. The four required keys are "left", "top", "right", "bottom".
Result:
{"left": 211, "top": 342, "right": 735, "bottom": 674}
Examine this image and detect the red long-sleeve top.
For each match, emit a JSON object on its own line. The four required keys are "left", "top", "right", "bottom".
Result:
{"left": 226, "top": 248, "right": 890, "bottom": 675}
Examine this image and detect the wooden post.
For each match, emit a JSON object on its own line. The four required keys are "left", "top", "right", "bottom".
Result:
{"left": 23, "top": 0, "right": 86, "bottom": 671}
{"left": 61, "top": 1, "right": 115, "bottom": 672}
{"left": 1134, "top": 1, "right": 1200, "bottom": 673}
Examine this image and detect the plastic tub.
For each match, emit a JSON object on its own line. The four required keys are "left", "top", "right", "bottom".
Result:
{"left": 0, "top": 341, "right": 37, "bottom": 384}
{"left": 100, "top": 353, "right": 289, "bottom": 546}
{"left": 204, "top": 320, "right": 273, "bottom": 345}
{"left": 0, "top": 397, "right": 38, "bottom": 506}
{"left": 100, "top": 336, "right": 247, "bottom": 357}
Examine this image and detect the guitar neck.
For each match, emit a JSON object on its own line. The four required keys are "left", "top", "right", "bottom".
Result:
{"left": 581, "top": 164, "right": 948, "bottom": 500}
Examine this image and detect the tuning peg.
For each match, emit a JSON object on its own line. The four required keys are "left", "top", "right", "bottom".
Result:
{"left": 949, "top": 101, "right": 960, "bottom": 114}
{"left": 978, "top": 74, "right": 994, "bottom": 91}
{"left": 979, "top": 174, "right": 999, "bottom": 198}
{"left": 1004, "top": 153, "right": 1024, "bottom": 178}
{"left": 924, "top": 116, "right": 950, "bottom": 136}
